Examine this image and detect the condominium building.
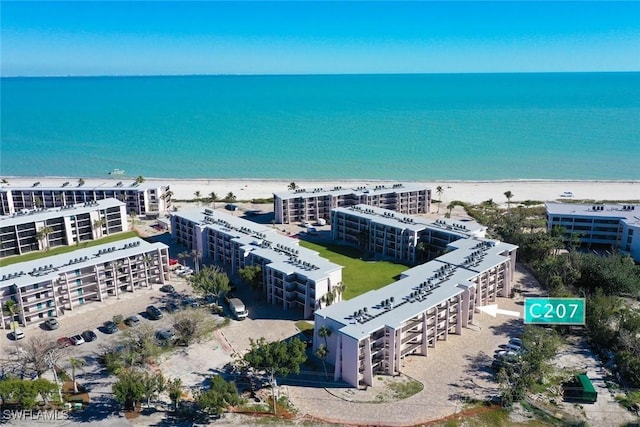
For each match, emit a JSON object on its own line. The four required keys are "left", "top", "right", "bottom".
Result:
{"left": 545, "top": 203, "right": 640, "bottom": 262}
{"left": 273, "top": 183, "right": 430, "bottom": 224}
{"left": 0, "top": 198, "right": 127, "bottom": 258}
{"left": 0, "top": 180, "right": 171, "bottom": 217}
{"left": 171, "top": 208, "right": 343, "bottom": 318}
{"left": 331, "top": 204, "right": 487, "bottom": 264}
{"left": 0, "top": 237, "right": 170, "bottom": 329}
{"left": 314, "top": 236, "right": 517, "bottom": 388}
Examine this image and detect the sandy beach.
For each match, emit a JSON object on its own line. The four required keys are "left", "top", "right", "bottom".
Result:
{"left": 3, "top": 176, "right": 639, "bottom": 207}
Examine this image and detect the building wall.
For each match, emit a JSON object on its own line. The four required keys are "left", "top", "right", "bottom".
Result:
{"left": 315, "top": 287, "right": 480, "bottom": 388}
{"left": 0, "top": 238, "right": 170, "bottom": 329}
{"left": 274, "top": 185, "right": 431, "bottom": 224}
{"left": 0, "top": 201, "right": 127, "bottom": 258}
{"left": 0, "top": 184, "right": 171, "bottom": 217}
{"left": 545, "top": 203, "right": 640, "bottom": 262}
{"left": 171, "top": 210, "right": 343, "bottom": 319}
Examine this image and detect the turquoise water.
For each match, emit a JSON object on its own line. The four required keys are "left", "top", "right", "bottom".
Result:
{"left": 1, "top": 73, "right": 639, "bottom": 180}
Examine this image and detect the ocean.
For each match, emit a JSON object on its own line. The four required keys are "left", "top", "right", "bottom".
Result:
{"left": 1, "top": 73, "right": 639, "bottom": 181}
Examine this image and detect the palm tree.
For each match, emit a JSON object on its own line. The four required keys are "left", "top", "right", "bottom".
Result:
{"left": 225, "top": 192, "right": 236, "bottom": 203}
{"left": 504, "top": 190, "right": 514, "bottom": 212}
{"left": 194, "top": 191, "right": 201, "bottom": 206}
{"left": 3, "top": 299, "right": 18, "bottom": 323}
{"left": 77, "top": 178, "right": 85, "bottom": 187}
{"left": 435, "top": 186, "right": 444, "bottom": 213}
{"left": 3, "top": 300, "right": 20, "bottom": 354}
{"left": 447, "top": 203, "right": 455, "bottom": 218}
{"left": 36, "top": 226, "right": 53, "bottom": 251}
{"left": 178, "top": 251, "right": 190, "bottom": 270}
{"left": 160, "top": 190, "right": 173, "bottom": 213}
{"left": 190, "top": 249, "right": 201, "bottom": 274}
{"left": 93, "top": 218, "right": 106, "bottom": 239}
{"left": 168, "top": 378, "right": 183, "bottom": 411}
{"left": 129, "top": 210, "right": 137, "bottom": 231}
{"left": 209, "top": 192, "right": 218, "bottom": 209}
{"left": 135, "top": 176, "right": 145, "bottom": 184}
{"left": 69, "top": 357, "right": 87, "bottom": 393}
{"left": 315, "top": 344, "right": 330, "bottom": 380}
{"left": 288, "top": 182, "right": 298, "bottom": 191}
{"left": 318, "top": 325, "right": 332, "bottom": 348}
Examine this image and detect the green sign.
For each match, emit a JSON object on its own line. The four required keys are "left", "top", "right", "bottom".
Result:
{"left": 524, "top": 298, "right": 585, "bottom": 325}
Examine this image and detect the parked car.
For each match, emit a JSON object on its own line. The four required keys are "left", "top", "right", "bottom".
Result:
{"left": 57, "top": 336, "right": 71, "bottom": 348}
{"left": 182, "top": 296, "right": 200, "bottom": 308}
{"left": 44, "top": 318, "right": 60, "bottom": 330}
{"left": 124, "top": 315, "right": 141, "bottom": 327}
{"left": 70, "top": 335, "right": 85, "bottom": 346}
{"left": 177, "top": 268, "right": 193, "bottom": 277}
{"left": 505, "top": 343, "right": 523, "bottom": 353}
{"left": 156, "top": 328, "right": 175, "bottom": 341}
{"left": 12, "top": 329, "right": 25, "bottom": 340}
{"left": 509, "top": 337, "right": 523, "bottom": 348}
{"left": 225, "top": 203, "right": 238, "bottom": 211}
{"left": 159, "top": 284, "right": 175, "bottom": 293}
{"left": 81, "top": 330, "right": 97, "bottom": 342}
{"left": 146, "top": 305, "right": 163, "bottom": 320}
{"left": 164, "top": 301, "right": 179, "bottom": 313}
{"left": 103, "top": 321, "right": 118, "bottom": 334}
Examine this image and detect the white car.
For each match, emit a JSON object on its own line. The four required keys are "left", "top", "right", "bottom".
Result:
{"left": 70, "top": 335, "right": 85, "bottom": 346}
{"left": 12, "top": 329, "right": 25, "bottom": 340}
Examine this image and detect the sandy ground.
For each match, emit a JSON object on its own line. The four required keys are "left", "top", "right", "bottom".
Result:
{"left": 3, "top": 176, "right": 640, "bottom": 208}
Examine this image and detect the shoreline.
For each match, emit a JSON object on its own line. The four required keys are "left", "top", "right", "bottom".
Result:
{"left": 2, "top": 176, "right": 638, "bottom": 207}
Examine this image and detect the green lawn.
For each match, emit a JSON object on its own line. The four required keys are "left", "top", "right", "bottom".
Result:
{"left": 298, "top": 241, "right": 408, "bottom": 300}
{"left": 0, "top": 231, "right": 139, "bottom": 267}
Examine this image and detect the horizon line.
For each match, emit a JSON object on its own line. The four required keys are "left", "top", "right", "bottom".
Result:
{"left": 2, "top": 70, "right": 639, "bottom": 79}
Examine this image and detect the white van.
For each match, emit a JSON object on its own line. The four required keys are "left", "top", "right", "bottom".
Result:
{"left": 228, "top": 298, "right": 248, "bottom": 320}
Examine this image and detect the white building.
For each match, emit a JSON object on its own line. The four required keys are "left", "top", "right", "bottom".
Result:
{"left": 0, "top": 237, "right": 170, "bottom": 329}
{"left": 273, "top": 183, "right": 430, "bottom": 224}
{"left": 314, "top": 236, "right": 517, "bottom": 388}
{"left": 332, "top": 204, "right": 486, "bottom": 264}
{"left": 0, "top": 180, "right": 171, "bottom": 217}
{"left": 171, "top": 208, "right": 343, "bottom": 318}
{"left": 0, "top": 198, "right": 127, "bottom": 258}
{"left": 545, "top": 203, "right": 640, "bottom": 262}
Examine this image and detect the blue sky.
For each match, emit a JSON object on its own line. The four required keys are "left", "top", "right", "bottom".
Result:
{"left": 2, "top": 1, "right": 639, "bottom": 76}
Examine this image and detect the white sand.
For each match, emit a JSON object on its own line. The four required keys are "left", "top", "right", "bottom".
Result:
{"left": 3, "top": 176, "right": 639, "bottom": 207}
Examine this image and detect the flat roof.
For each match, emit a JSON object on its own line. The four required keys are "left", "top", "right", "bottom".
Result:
{"left": 0, "top": 180, "right": 167, "bottom": 193}
{"left": 334, "top": 204, "right": 486, "bottom": 237}
{"left": 0, "top": 237, "right": 168, "bottom": 291}
{"left": 545, "top": 202, "right": 640, "bottom": 222}
{"left": 273, "top": 182, "right": 429, "bottom": 200}
{"left": 315, "top": 237, "right": 516, "bottom": 340}
{"left": 0, "top": 198, "right": 125, "bottom": 227}
{"left": 175, "top": 208, "right": 342, "bottom": 279}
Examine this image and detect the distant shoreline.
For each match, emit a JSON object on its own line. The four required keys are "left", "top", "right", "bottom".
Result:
{"left": 3, "top": 71, "right": 639, "bottom": 79}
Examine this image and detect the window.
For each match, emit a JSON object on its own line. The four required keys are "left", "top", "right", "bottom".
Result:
{"left": 33, "top": 283, "right": 39, "bottom": 290}
{"left": 78, "top": 298, "right": 85, "bottom": 305}
{"left": 75, "top": 269, "right": 81, "bottom": 276}
{"left": 77, "top": 288, "right": 84, "bottom": 295}
{"left": 76, "top": 279, "right": 81, "bottom": 286}
{"left": 37, "top": 303, "right": 42, "bottom": 310}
